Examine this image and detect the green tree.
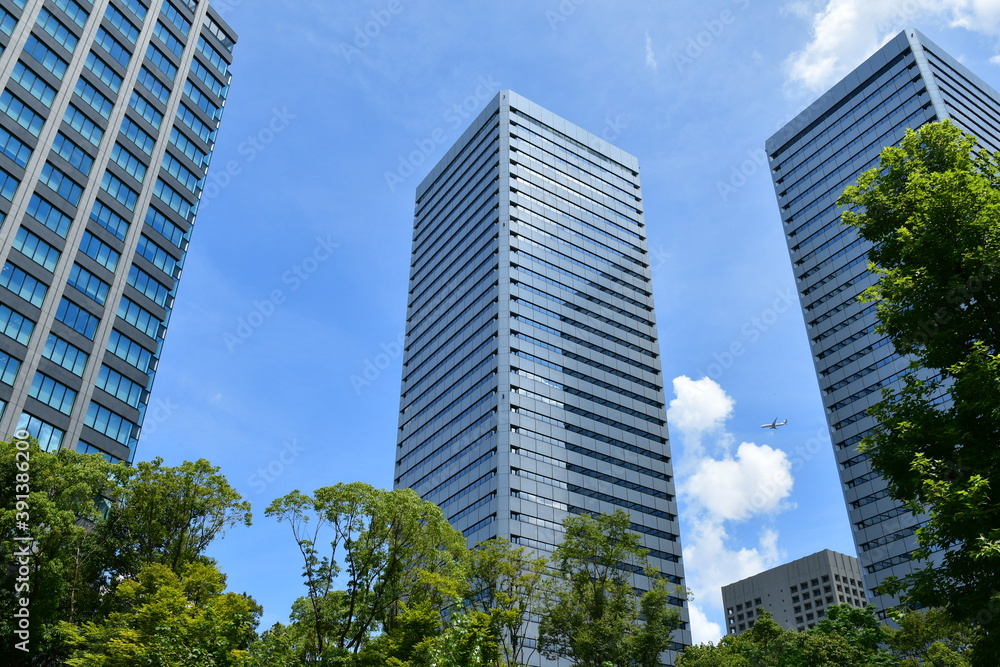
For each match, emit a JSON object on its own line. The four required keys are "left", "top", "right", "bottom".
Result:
{"left": 678, "top": 606, "right": 897, "bottom": 667}
{"left": 886, "top": 608, "right": 976, "bottom": 666}
{"left": 678, "top": 611, "right": 795, "bottom": 667}
{"left": 839, "top": 120, "right": 1000, "bottom": 664}
{"left": 97, "top": 457, "right": 252, "bottom": 579}
{"left": 464, "top": 537, "right": 547, "bottom": 667}
{"left": 804, "top": 604, "right": 896, "bottom": 666}
{"left": 265, "top": 482, "right": 467, "bottom": 663}
{"left": 537, "top": 510, "right": 683, "bottom": 666}
{"left": 0, "top": 438, "right": 123, "bottom": 664}
{"left": 243, "top": 623, "right": 301, "bottom": 667}
{"left": 58, "top": 560, "right": 261, "bottom": 667}
{"left": 0, "top": 439, "right": 254, "bottom": 665}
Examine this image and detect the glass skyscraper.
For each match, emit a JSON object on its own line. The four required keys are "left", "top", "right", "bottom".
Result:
{"left": 0, "top": 0, "right": 235, "bottom": 462}
{"left": 766, "top": 29, "right": 1000, "bottom": 616}
{"left": 394, "top": 90, "right": 689, "bottom": 663}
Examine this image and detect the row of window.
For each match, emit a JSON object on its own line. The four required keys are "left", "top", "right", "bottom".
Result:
{"left": 401, "top": 327, "right": 495, "bottom": 404}
{"left": 399, "top": 361, "right": 495, "bottom": 432}
{"left": 401, "top": 306, "right": 496, "bottom": 391}
{"left": 405, "top": 266, "right": 497, "bottom": 359}
{"left": 512, "top": 425, "right": 668, "bottom": 481}
{"left": 510, "top": 133, "right": 641, "bottom": 206}
{"left": 510, "top": 108, "right": 638, "bottom": 191}
{"left": 410, "top": 198, "right": 498, "bottom": 307}
{"left": 513, "top": 255, "right": 653, "bottom": 328}
{"left": 398, "top": 390, "right": 496, "bottom": 454}
{"left": 413, "top": 113, "right": 498, "bottom": 218}
{"left": 395, "top": 410, "right": 494, "bottom": 475}
{"left": 773, "top": 63, "right": 913, "bottom": 181}
{"left": 407, "top": 233, "right": 497, "bottom": 343}
{"left": 404, "top": 435, "right": 496, "bottom": 492}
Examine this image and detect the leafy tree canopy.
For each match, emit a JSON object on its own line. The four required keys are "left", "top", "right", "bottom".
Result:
{"left": 537, "top": 509, "right": 683, "bottom": 667}
{"left": 59, "top": 561, "right": 261, "bottom": 667}
{"left": 678, "top": 606, "right": 897, "bottom": 667}
{"left": 839, "top": 120, "right": 1000, "bottom": 664}
{"left": 0, "top": 439, "right": 253, "bottom": 665}
{"left": 264, "top": 482, "right": 467, "bottom": 663}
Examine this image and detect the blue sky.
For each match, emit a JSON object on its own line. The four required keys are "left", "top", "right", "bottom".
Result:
{"left": 139, "top": 0, "right": 1000, "bottom": 644}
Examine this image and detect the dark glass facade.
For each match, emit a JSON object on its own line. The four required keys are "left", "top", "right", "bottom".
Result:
{"left": 0, "top": 0, "right": 236, "bottom": 462}
{"left": 395, "top": 90, "right": 689, "bottom": 664}
{"left": 766, "top": 29, "right": 1000, "bottom": 616}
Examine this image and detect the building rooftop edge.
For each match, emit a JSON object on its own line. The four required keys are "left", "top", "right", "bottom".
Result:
{"left": 720, "top": 548, "right": 857, "bottom": 591}
{"left": 766, "top": 30, "right": 920, "bottom": 154}
{"left": 415, "top": 89, "right": 640, "bottom": 200}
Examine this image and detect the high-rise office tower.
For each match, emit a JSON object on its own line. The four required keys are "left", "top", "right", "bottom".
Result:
{"left": 766, "top": 29, "right": 1000, "bottom": 615}
{"left": 394, "top": 90, "right": 689, "bottom": 663}
{"left": 0, "top": 0, "right": 235, "bottom": 462}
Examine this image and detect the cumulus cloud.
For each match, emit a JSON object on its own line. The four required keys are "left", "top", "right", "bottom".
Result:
{"left": 688, "top": 602, "right": 723, "bottom": 646}
{"left": 683, "top": 519, "right": 785, "bottom": 642}
{"left": 667, "top": 376, "right": 735, "bottom": 454}
{"left": 684, "top": 442, "right": 794, "bottom": 521}
{"left": 669, "top": 376, "right": 792, "bottom": 644}
{"left": 785, "top": 0, "right": 1000, "bottom": 94}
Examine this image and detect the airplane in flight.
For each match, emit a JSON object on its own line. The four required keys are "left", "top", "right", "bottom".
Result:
{"left": 761, "top": 418, "right": 788, "bottom": 430}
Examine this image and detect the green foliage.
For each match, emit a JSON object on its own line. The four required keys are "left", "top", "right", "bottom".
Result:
{"left": 537, "top": 510, "right": 683, "bottom": 666}
{"left": 265, "top": 482, "right": 468, "bottom": 662}
{"left": 464, "top": 537, "right": 547, "bottom": 667}
{"left": 678, "top": 606, "right": 897, "bottom": 667}
{"left": 409, "top": 607, "right": 499, "bottom": 667}
{"left": 0, "top": 438, "right": 123, "bottom": 663}
{"left": 58, "top": 561, "right": 260, "bottom": 667}
{"left": 99, "top": 457, "right": 252, "bottom": 577}
{"left": 839, "top": 121, "right": 1000, "bottom": 664}
{"left": 886, "top": 608, "right": 976, "bottom": 666}
{"left": 0, "top": 440, "right": 254, "bottom": 665}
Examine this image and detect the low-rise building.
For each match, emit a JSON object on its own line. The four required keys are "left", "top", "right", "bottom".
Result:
{"left": 722, "top": 549, "right": 867, "bottom": 634}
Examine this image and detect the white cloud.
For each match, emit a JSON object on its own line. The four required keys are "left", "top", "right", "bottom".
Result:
{"left": 667, "top": 376, "right": 734, "bottom": 450}
{"left": 683, "top": 441, "right": 794, "bottom": 521}
{"left": 668, "top": 377, "right": 792, "bottom": 645}
{"left": 785, "top": 0, "right": 1000, "bottom": 93}
{"left": 688, "top": 602, "right": 724, "bottom": 645}
{"left": 645, "top": 33, "right": 658, "bottom": 72}
{"left": 683, "top": 519, "right": 784, "bottom": 643}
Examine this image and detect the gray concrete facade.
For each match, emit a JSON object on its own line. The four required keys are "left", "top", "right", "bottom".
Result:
{"left": 394, "top": 90, "right": 689, "bottom": 665}
{"left": 0, "top": 0, "right": 235, "bottom": 462}
{"left": 722, "top": 549, "right": 867, "bottom": 634}
{"left": 766, "top": 29, "right": 1000, "bottom": 617}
